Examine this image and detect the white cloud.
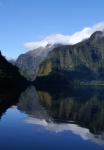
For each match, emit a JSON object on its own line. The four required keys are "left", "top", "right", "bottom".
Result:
{"left": 24, "top": 22, "right": 104, "bottom": 50}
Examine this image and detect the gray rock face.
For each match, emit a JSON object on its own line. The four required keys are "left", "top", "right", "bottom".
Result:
{"left": 16, "top": 45, "right": 55, "bottom": 81}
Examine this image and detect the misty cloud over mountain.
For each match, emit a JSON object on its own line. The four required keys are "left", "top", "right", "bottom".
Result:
{"left": 24, "top": 22, "right": 104, "bottom": 50}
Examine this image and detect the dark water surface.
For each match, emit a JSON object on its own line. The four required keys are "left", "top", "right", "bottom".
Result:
{"left": 0, "top": 86, "right": 104, "bottom": 150}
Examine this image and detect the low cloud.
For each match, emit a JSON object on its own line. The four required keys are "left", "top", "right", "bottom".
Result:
{"left": 24, "top": 22, "right": 104, "bottom": 50}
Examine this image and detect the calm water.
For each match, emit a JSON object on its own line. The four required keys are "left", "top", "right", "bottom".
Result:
{"left": 0, "top": 86, "right": 104, "bottom": 150}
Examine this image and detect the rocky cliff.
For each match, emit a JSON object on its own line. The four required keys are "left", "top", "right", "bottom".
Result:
{"left": 16, "top": 31, "right": 104, "bottom": 82}
{"left": 16, "top": 44, "right": 56, "bottom": 81}
{"left": 37, "top": 31, "right": 104, "bottom": 82}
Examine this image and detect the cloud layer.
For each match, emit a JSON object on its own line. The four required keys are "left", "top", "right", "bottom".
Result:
{"left": 24, "top": 22, "right": 104, "bottom": 50}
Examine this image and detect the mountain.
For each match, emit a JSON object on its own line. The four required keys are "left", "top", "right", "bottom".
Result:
{"left": 16, "top": 44, "right": 57, "bottom": 81}
{"left": 0, "top": 51, "right": 27, "bottom": 88}
{"left": 16, "top": 31, "right": 104, "bottom": 84}
{"left": 36, "top": 31, "right": 104, "bottom": 84}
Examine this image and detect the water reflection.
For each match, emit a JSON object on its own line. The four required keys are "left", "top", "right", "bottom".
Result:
{"left": 0, "top": 86, "right": 26, "bottom": 119}
{"left": 18, "top": 86, "right": 104, "bottom": 145}
{"left": 18, "top": 86, "right": 51, "bottom": 121}
{"left": 26, "top": 117, "right": 104, "bottom": 145}
{"left": 0, "top": 85, "right": 104, "bottom": 146}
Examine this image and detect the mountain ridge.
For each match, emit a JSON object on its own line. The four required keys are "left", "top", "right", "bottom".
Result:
{"left": 16, "top": 31, "right": 104, "bottom": 84}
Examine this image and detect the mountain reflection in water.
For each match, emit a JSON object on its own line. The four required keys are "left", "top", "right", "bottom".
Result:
{"left": 0, "top": 85, "right": 104, "bottom": 147}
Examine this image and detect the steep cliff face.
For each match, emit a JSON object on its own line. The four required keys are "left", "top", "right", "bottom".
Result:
{"left": 16, "top": 45, "right": 56, "bottom": 81}
{"left": 37, "top": 31, "right": 104, "bottom": 81}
